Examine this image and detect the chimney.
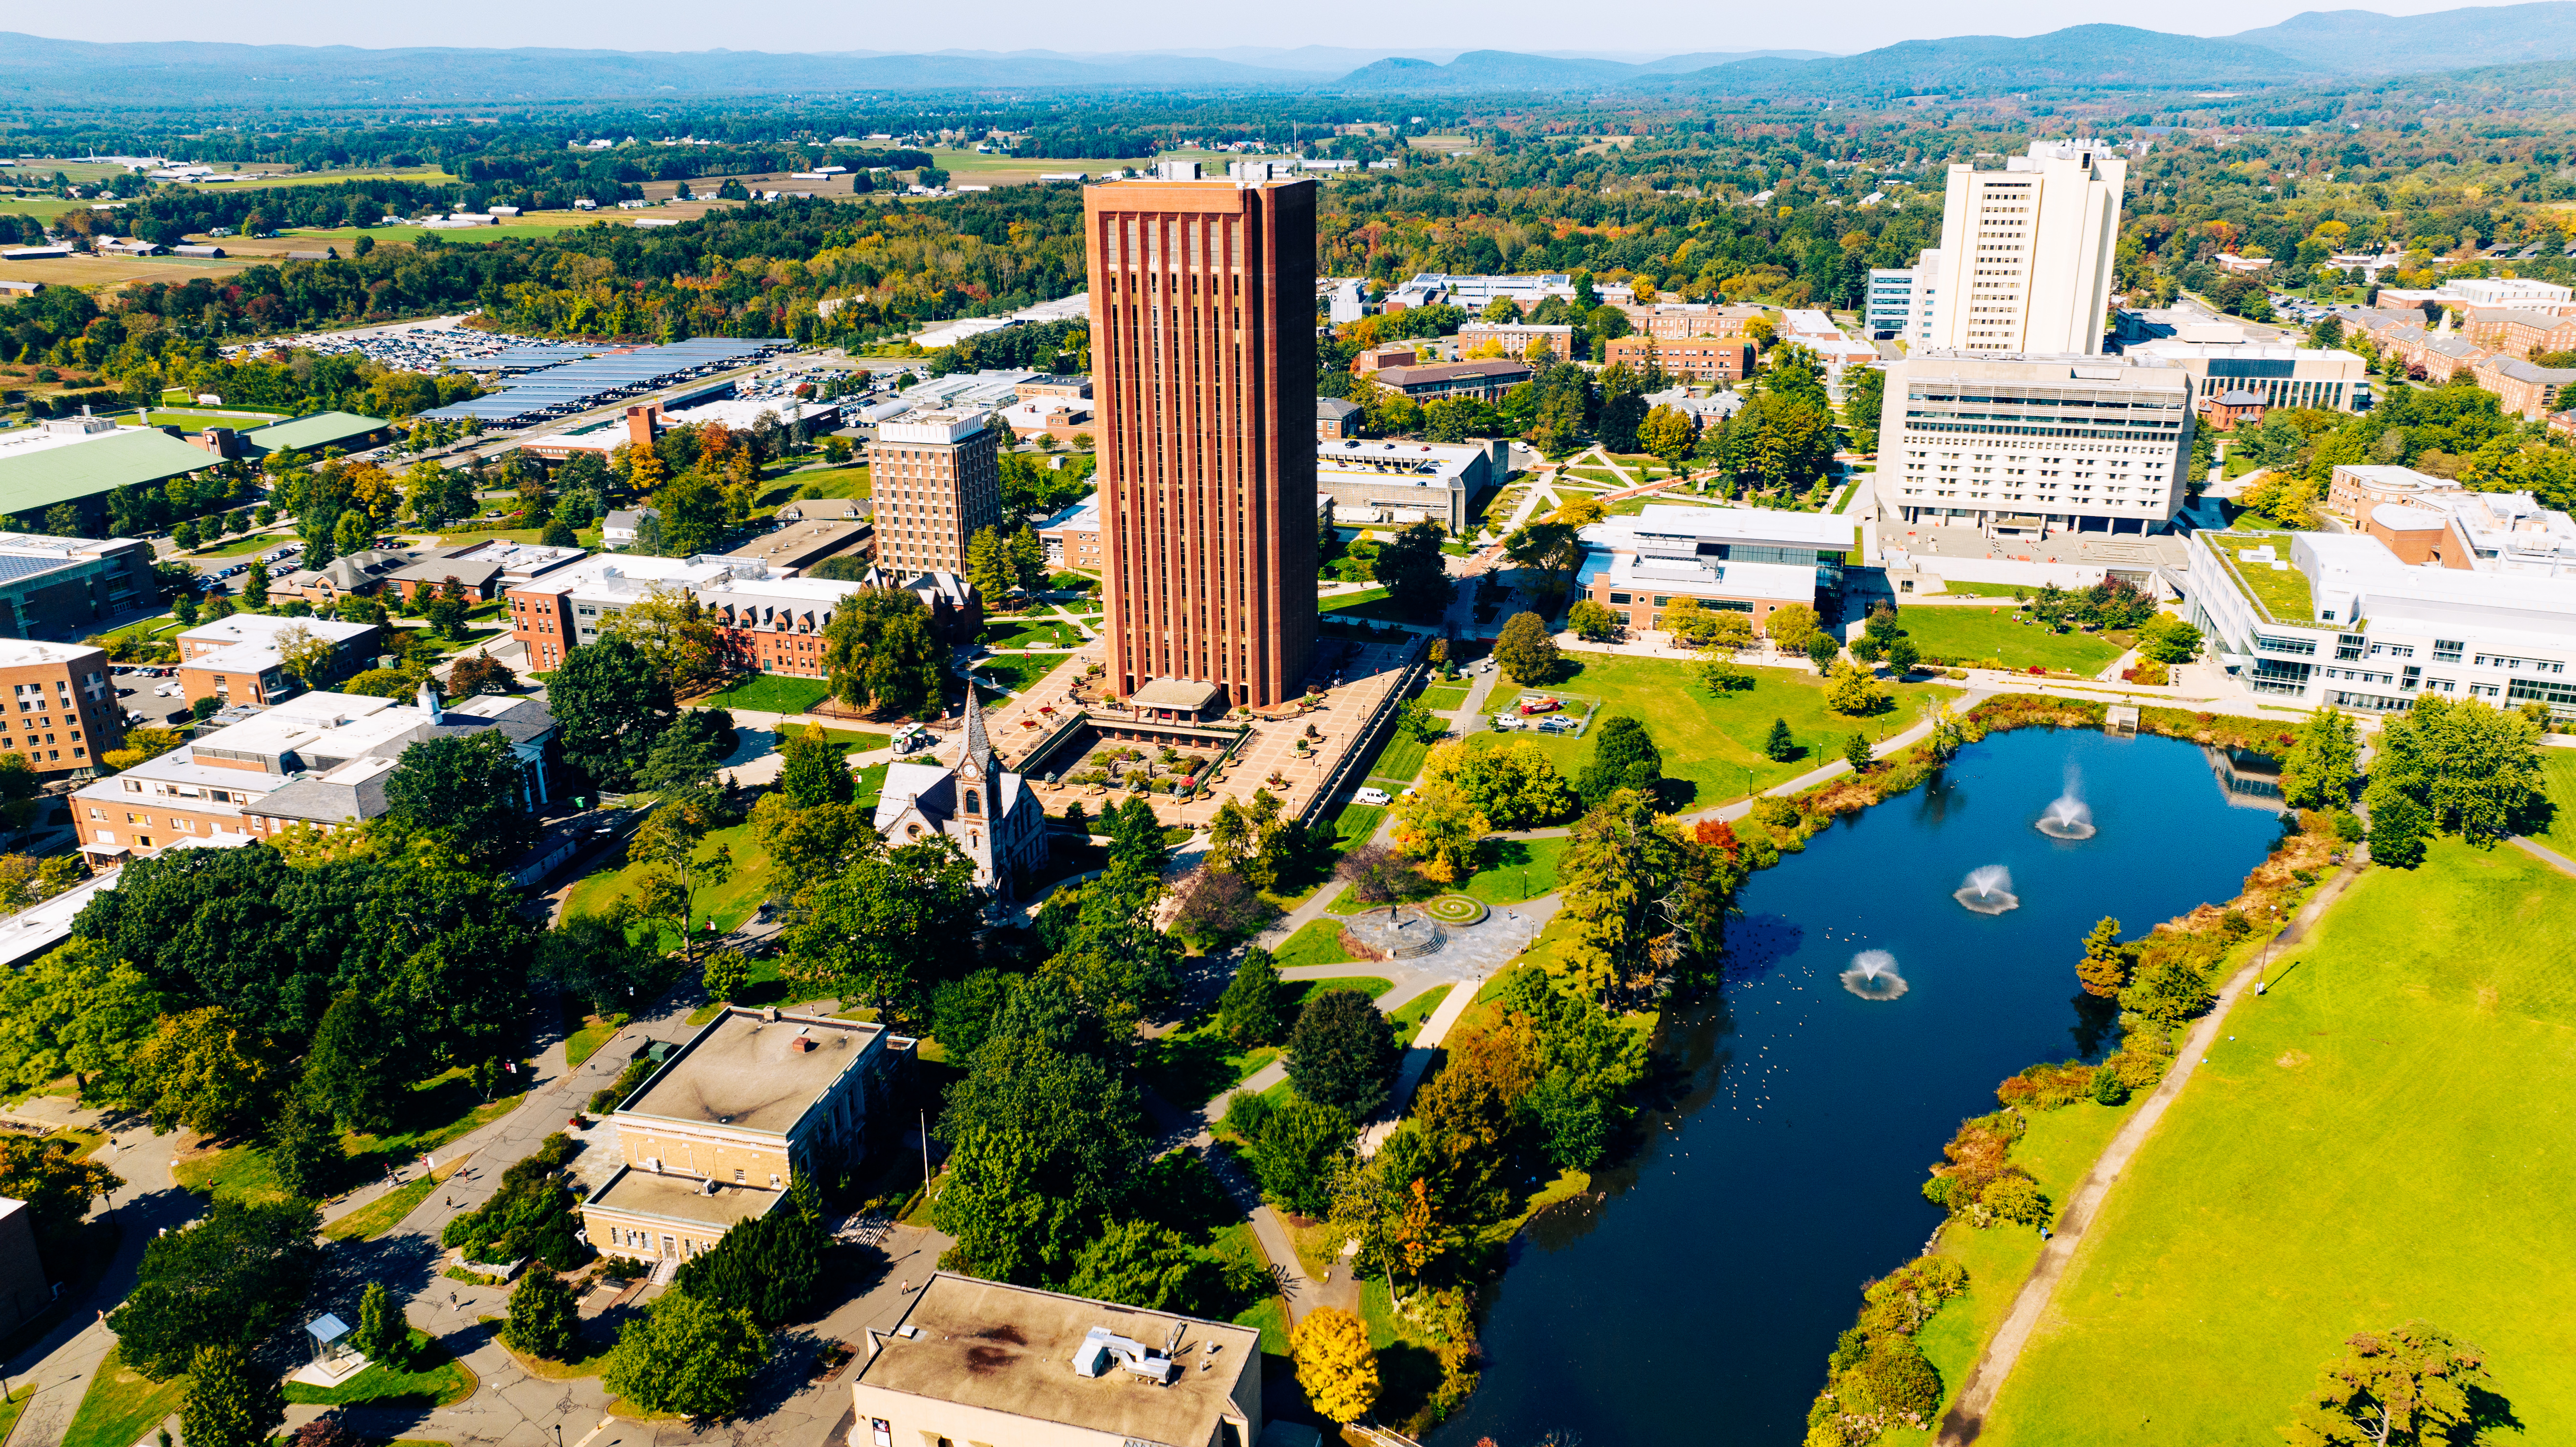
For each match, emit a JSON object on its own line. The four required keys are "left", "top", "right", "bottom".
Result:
{"left": 793, "top": 1036, "right": 815, "bottom": 1053}
{"left": 762, "top": 1006, "right": 780, "bottom": 1022}
{"left": 627, "top": 403, "right": 665, "bottom": 450}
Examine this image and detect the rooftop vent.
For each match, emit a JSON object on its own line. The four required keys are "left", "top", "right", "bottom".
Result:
{"left": 1071, "top": 1327, "right": 1179, "bottom": 1386}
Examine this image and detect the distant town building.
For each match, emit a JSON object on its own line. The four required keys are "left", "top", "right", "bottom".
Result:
{"left": 1316, "top": 397, "right": 1363, "bottom": 440}
{"left": 0, "top": 532, "right": 158, "bottom": 640}
{"left": 2121, "top": 337, "right": 2372, "bottom": 413}
{"left": 1457, "top": 320, "right": 1575, "bottom": 362}
{"left": 1034, "top": 495, "right": 1103, "bottom": 570}
{"left": 173, "top": 613, "right": 379, "bottom": 709}
{"left": 1371, "top": 359, "right": 1535, "bottom": 403}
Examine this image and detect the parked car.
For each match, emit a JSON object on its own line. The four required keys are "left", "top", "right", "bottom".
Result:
{"left": 1537, "top": 715, "right": 1580, "bottom": 735}
{"left": 1352, "top": 786, "right": 1392, "bottom": 806}
{"left": 1489, "top": 713, "right": 1526, "bottom": 730}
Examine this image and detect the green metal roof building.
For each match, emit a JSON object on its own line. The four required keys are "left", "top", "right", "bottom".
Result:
{"left": 239, "top": 411, "right": 390, "bottom": 455}
{"left": 0, "top": 429, "right": 216, "bottom": 519}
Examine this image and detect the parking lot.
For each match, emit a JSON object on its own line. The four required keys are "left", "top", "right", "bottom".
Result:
{"left": 111, "top": 665, "right": 196, "bottom": 727}
{"left": 1484, "top": 690, "right": 1599, "bottom": 739}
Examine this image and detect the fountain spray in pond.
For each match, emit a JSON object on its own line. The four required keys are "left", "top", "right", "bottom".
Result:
{"left": 1840, "top": 950, "right": 1909, "bottom": 1000}
{"left": 2036, "top": 765, "right": 2098, "bottom": 840}
{"left": 1953, "top": 864, "right": 2020, "bottom": 915}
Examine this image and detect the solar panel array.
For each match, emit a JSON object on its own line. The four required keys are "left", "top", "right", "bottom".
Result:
{"left": 422, "top": 338, "right": 791, "bottom": 426}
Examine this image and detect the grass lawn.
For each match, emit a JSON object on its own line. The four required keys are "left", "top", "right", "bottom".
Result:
{"left": 1367, "top": 728, "right": 1434, "bottom": 785}
{"left": 983, "top": 618, "right": 1084, "bottom": 649}
{"left": 1419, "top": 685, "right": 1471, "bottom": 711}
{"left": 971, "top": 650, "right": 1077, "bottom": 699}
{"left": 282, "top": 1329, "right": 475, "bottom": 1408}
{"left": 1480, "top": 652, "right": 1960, "bottom": 808}
{"left": 702, "top": 673, "right": 832, "bottom": 715}
{"left": 1332, "top": 802, "right": 1386, "bottom": 847}
{"left": 176, "top": 1070, "right": 521, "bottom": 1207}
{"left": 1978, "top": 839, "right": 2576, "bottom": 1446}
{"left": 2535, "top": 748, "right": 2576, "bottom": 857}
{"left": 1389, "top": 985, "right": 1452, "bottom": 1046}
{"left": 1273, "top": 919, "right": 1356, "bottom": 970}
{"left": 324, "top": 1172, "right": 440, "bottom": 1241}
{"left": 1459, "top": 835, "right": 1570, "bottom": 906}
{"left": 1897, "top": 607, "right": 2129, "bottom": 675}
{"left": 563, "top": 1015, "right": 626, "bottom": 1068}
{"left": 60, "top": 1348, "right": 183, "bottom": 1447}
{"left": 1320, "top": 586, "right": 1391, "bottom": 613}
{"left": 1231, "top": 1296, "right": 1290, "bottom": 1357}
{"left": 181, "top": 531, "right": 292, "bottom": 560}
{"left": 1927, "top": 580, "right": 2033, "bottom": 599}
{"left": 563, "top": 816, "right": 778, "bottom": 946}
{"left": 784, "top": 464, "right": 872, "bottom": 501}
{"left": 1883, "top": 1097, "right": 2141, "bottom": 1445}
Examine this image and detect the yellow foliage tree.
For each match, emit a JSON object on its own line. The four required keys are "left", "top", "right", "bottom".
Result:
{"left": 1291, "top": 1307, "right": 1379, "bottom": 1425}
{"left": 1389, "top": 777, "right": 1488, "bottom": 885}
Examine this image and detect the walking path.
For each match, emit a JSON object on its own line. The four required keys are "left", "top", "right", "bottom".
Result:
{"left": 1932, "top": 852, "right": 2372, "bottom": 1446}
{"left": 2511, "top": 835, "right": 2576, "bottom": 880}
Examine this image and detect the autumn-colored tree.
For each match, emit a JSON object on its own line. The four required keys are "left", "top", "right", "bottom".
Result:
{"left": 2283, "top": 1321, "right": 2504, "bottom": 1447}
{"left": 1291, "top": 1306, "right": 1379, "bottom": 1425}
{"left": 2076, "top": 917, "right": 2129, "bottom": 999}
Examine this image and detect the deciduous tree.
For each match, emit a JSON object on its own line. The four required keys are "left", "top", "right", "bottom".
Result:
{"left": 548, "top": 637, "right": 678, "bottom": 790}
{"left": 181, "top": 1343, "right": 285, "bottom": 1447}
{"left": 601, "top": 1290, "right": 768, "bottom": 1420}
{"left": 2282, "top": 709, "right": 2361, "bottom": 812}
{"left": 1492, "top": 610, "right": 1560, "bottom": 686}
{"left": 2283, "top": 1321, "right": 2504, "bottom": 1447}
{"left": 821, "top": 588, "right": 947, "bottom": 718}
{"left": 1292, "top": 1307, "right": 1380, "bottom": 1425}
{"left": 933, "top": 1036, "right": 1145, "bottom": 1285}
{"left": 505, "top": 1266, "right": 579, "bottom": 1361}
{"left": 110, "top": 1199, "right": 324, "bottom": 1380}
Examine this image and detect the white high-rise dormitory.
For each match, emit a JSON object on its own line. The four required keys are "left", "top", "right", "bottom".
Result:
{"left": 1875, "top": 352, "right": 2191, "bottom": 539}
{"left": 1920, "top": 140, "right": 2125, "bottom": 356}
{"left": 1865, "top": 251, "right": 1942, "bottom": 346}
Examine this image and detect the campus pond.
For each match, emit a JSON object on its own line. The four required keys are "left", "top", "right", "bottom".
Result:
{"left": 1432, "top": 727, "right": 2288, "bottom": 1446}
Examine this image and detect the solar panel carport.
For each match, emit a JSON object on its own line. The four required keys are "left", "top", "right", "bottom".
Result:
{"left": 421, "top": 339, "right": 791, "bottom": 427}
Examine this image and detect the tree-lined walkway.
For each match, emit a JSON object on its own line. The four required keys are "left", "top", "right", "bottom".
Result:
{"left": 1932, "top": 851, "right": 2372, "bottom": 1447}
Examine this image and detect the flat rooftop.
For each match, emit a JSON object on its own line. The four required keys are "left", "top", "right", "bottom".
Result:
{"left": 587, "top": 1165, "right": 783, "bottom": 1232}
{"left": 620, "top": 1008, "right": 884, "bottom": 1136}
{"left": 857, "top": 1274, "right": 1256, "bottom": 1447}
{"left": 2204, "top": 531, "right": 2315, "bottom": 625}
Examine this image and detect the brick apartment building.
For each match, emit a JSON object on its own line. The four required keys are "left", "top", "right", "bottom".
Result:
{"left": 1605, "top": 335, "right": 1756, "bottom": 383}
{"left": 0, "top": 640, "right": 120, "bottom": 777}
{"left": 2463, "top": 307, "right": 2576, "bottom": 361}
{"left": 1618, "top": 302, "right": 1771, "bottom": 340}
{"left": 1371, "top": 359, "right": 1536, "bottom": 403}
{"left": 173, "top": 614, "right": 379, "bottom": 708}
{"left": 866, "top": 410, "right": 1002, "bottom": 577}
{"left": 1457, "top": 321, "right": 1576, "bottom": 362}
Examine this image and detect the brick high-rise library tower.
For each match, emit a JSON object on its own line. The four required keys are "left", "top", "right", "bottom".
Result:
{"left": 1085, "top": 174, "right": 1318, "bottom": 709}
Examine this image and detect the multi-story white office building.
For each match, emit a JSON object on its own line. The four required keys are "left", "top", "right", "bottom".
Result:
{"left": 1865, "top": 251, "right": 1942, "bottom": 346}
{"left": 2121, "top": 338, "right": 2373, "bottom": 412}
{"left": 1877, "top": 352, "right": 2192, "bottom": 538}
{"left": 2184, "top": 527, "right": 2576, "bottom": 719}
{"left": 1921, "top": 140, "right": 2125, "bottom": 356}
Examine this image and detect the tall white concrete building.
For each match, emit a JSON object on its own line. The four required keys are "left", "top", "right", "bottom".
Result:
{"left": 1922, "top": 140, "right": 2126, "bottom": 356}
{"left": 1876, "top": 352, "right": 2192, "bottom": 539}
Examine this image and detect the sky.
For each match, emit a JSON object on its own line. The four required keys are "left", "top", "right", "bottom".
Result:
{"left": 10, "top": 0, "right": 2502, "bottom": 54}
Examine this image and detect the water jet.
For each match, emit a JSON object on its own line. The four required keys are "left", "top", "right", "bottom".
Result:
{"left": 1840, "top": 950, "right": 1909, "bottom": 1000}
{"left": 1953, "top": 864, "right": 2020, "bottom": 914}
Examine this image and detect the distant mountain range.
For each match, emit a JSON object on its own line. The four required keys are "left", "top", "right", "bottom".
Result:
{"left": 8, "top": 4, "right": 2576, "bottom": 104}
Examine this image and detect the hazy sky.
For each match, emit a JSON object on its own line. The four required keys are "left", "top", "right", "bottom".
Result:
{"left": 19, "top": 0, "right": 2491, "bottom": 54}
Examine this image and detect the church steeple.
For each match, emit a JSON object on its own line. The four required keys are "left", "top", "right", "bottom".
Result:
{"left": 961, "top": 686, "right": 995, "bottom": 778}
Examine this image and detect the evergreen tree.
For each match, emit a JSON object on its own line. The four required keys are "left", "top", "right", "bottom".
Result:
{"left": 965, "top": 526, "right": 1012, "bottom": 605}
{"left": 504, "top": 1266, "right": 579, "bottom": 1361}
{"left": 181, "top": 1344, "right": 285, "bottom": 1447}
{"left": 268, "top": 1089, "right": 346, "bottom": 1202}
{"left": 241, "top": 560, "right": 270, "bottom": 610}
{"left": 1764, "top": 717, "right": 1797, "bottom": 762}
{"left": 2076, "top": 917, "right": 2129, "bottom": 999}
{"left": 1214, "top": 947, "right": 1287, "bottom": 1047}
{"left": 1842, "top": 732, "right": 1873, "bottom": 772}
{"left": 1576, "top": 715, "right": 1663, "bottom": 807}
{"left": 2366, "top": 787, "right": 2430, "bottom": 868}
{"left": 351, "top": 1281, "right": 407, "bottom": 1367}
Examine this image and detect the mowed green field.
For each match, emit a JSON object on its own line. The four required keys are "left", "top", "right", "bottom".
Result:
{"left": 1471, "top": 651, "right": 1960, "bottom": 808}
{"left": 1980, "top": 838, "right": 2576, "bottom": 1446}
{"left": 1896, "top": 605, "right": 2129, "bottom": 675}
{"left": 2535, "top": 747, "right": 2576, "bottom": 857}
